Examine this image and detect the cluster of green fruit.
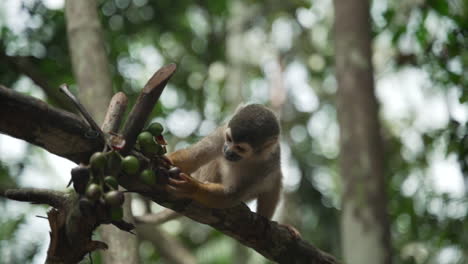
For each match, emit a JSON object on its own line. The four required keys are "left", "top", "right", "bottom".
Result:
{"left": 72, "top": 122, "right": 168, "bottom": 221}
{"left": 137, "top": 122, "right": 166, "bottom": 156}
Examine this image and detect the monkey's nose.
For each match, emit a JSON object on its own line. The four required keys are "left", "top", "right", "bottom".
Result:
{"left": 224, "top": 150, "right": 241, "bottom": 162}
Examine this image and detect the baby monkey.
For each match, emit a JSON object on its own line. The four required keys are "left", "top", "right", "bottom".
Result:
{"left": 165, "top": 104, "right": 282, "bottom": 219}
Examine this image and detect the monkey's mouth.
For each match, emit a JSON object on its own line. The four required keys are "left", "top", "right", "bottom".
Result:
{"left": 223, "top": 151, "right": 242, "bottom": 162}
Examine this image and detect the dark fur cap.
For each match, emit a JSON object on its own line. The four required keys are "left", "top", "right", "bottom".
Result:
{"left": 228, "top": 104, "right": 280, "bottom": 148}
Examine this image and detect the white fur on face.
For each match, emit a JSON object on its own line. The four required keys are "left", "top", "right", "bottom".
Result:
{"left": 224, "top": 128, "right": 253, "bottom": 159}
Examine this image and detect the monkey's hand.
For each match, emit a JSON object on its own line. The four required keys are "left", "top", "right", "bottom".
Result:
{"left": 166, "top": 173, "right": 202, "bottom": 199}
{"left": 166, "top": 173, "right": 239, "bottom": 209}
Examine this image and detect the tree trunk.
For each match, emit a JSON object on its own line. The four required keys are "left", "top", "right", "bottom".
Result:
{"left": 333, "top": 0, "right": 392, "bottom": 264}
{"left": 65, "top": 0, "right": 139, "bottom": 263}
{"left": 65, "top": 0, "right": 113, "bottom": 123}
{"left": 225, "top": 1, "right": 250, "bottom": 106}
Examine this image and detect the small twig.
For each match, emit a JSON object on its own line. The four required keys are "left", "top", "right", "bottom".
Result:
{"left": 59, "top": 84, "right": 108, "bottom": 147}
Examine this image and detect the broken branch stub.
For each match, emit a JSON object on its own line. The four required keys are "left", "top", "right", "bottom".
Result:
{"left": 121, "top": 63, "right": 177, "bottom": 154}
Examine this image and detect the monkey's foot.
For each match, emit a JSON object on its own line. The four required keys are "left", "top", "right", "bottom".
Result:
{"left": 280, "top": 224, "right": 301, "bottom": 240}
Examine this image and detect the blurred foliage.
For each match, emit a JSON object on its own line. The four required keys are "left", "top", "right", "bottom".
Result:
{"left": 375, "top": 0, "right": 467, "bottom": 263}
{"left": 0, "top": 0, "right": 466, "bottom": 263}
{"left": 0, "top": 162, "right": 40, "bottom": 264}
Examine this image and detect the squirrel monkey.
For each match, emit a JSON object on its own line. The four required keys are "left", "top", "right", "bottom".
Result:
{"left": 165, "top": 104, "right": 282, "bottom": 219}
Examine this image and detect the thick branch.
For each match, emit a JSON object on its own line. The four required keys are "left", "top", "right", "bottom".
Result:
{"left": 3, "top": 188, "right": 66, "bottom": 208}
{"left": 125, "top": 187, "right": 338, "bottom": 264}
{"left": 0, "top": 84, "right": 339, "bottom": 264}
{"left": 0, "top": 85, "right": 102, "bottom": 163}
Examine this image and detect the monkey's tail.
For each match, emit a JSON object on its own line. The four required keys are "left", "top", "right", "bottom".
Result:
{"left": 135, "top": 209, "right": 181, "bottom": 225}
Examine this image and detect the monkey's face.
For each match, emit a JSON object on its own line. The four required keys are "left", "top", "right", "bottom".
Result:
{"left": 223, "top": 128, "right": 253, "bottom": 162}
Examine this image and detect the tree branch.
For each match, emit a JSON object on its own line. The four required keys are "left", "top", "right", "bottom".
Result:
{"left": 0, "top": 84, "right": 340, "bottom": 264}
{"left": 102, "top": 92, "right": 128, "bottom": 134}
{"left": 1, "top": 187, "right": 110, "bottom": 263}
{"left": 0, "top": 51, "right": 74, "bottom": 111}
{"left": 120, "top": 63, "right": 177, "bottom": 154}
{"left": 3, "top": 188, "right": 65, "bottom": 208}
{"left": 0, "top": 85, "right": 103, "bottom": 163}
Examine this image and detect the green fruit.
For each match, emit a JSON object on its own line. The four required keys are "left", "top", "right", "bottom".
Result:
{"left": 90, "top": 152, "right": 106, "bottom": 171}
{"left": 104, "top": 190, "right": 124, "bottom": 207}
{"left": 137, "top": 131, "right": 154, "bottom": 145}
{"left": 104, "top": 176, "right": 119, "bottom": 189}
{"left": 106, "top": 151, "right": 122, "bottom": 175}
{"left": 86, "top": 183, "right": 102, "bottom": 201}
{"left": 140, "top": 169, "right": 156, "bottom": 185}
{"left": 79, "top": 197, "right": 93, "bottom": 211}
{"left": 110, "top": 207, "right": 124, "bottom": 221}
{"left": 155, "top": 144, "right": 165, "bottom": 155}
{"left": 122, "top": 156, "right": 140, "bottom": 174}
{"left": 147, "top": 122, "right": 164, "bottom": 136}
{"left": 138, "top": 131, "right": 158, "bottom": 154}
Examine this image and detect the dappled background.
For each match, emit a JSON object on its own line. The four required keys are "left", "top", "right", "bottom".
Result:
{"left": 0, "top": 0, "right": 466, "bottom": 263}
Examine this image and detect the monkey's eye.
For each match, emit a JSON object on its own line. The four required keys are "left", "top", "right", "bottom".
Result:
{"left": 235, "top": 146, "right": 246, "bottom": 153}
{"left": 226, "top": 134, "right": 232, "bottom": 142}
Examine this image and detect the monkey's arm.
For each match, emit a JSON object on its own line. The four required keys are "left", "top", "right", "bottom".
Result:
{"left": 166, "top": 173, "right": 244, "bottom": 208}
{"left": 167, "top": 126, "right": 225, "bottom": 174}
{"left": 256, "top": 173, "right": 282, "bottom": 219}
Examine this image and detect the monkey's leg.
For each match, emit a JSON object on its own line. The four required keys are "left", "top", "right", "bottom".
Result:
{"left": 256, "top": 175, "right": 281, "bottom": 219}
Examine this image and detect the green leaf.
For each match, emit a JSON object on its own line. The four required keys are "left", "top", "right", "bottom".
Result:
{"left": 416, "top": 24, "right": 428, "bottom": 46}
{"left": 383, "top": 9, "right": 395, "bottom": 23}
{"left": 429, "top": 0, "right": 450, "bottom": 16}
{"left": 459, "top": 91, "right": 468, "bottom": 104}
{"left": 392, "top": 26, "right": 407, "bottom": 44}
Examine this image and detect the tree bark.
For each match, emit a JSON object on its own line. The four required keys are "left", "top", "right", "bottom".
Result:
{"left": 65, "top": 0, "right": 138, "bottom": 263}
{"left": 333, "top": 0, "right": 392, "bottom": 264}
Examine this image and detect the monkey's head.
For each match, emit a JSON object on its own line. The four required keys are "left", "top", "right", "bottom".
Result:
{"left": 223, "top": 104, "right": 280, "bottom": 162}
